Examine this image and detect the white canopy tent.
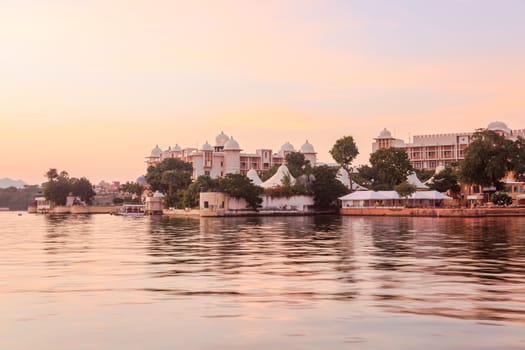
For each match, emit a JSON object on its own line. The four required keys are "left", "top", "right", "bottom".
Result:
{"left": 246, "top": 169, "right": 263, "bottom": 186}
{"left": 339, "top": 190, "right": 452, "bottom": 208}
{"left": 260, "top": 165, "right": 296, "bottom": 189}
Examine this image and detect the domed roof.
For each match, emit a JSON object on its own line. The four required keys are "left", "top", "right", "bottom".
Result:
{"left": 136, "top": 176, "right": 146, "bottom": 185}
{"left": 224, "top": 137, "right": 241, "bottom": 151}
{"left": 215, "top": 131, "right": 230, "bottom": 147}
{"left": 377, "top": 128, "right": 393, "bottom": 139}
{"left": 172, "top": 144, "right": 182, "bottom": 152}
{"left": 487, "top": 121, "right": 511, "bottom": 134}
{"left": 280, "top": 142, "right": 295, "bottom": 152}
{"left": 201, "top": 141, "right": 213, "bottom": 151}
{"left": 150, "top": 145, "right": 162, "bottom": 157}
{"left": 300, "top": 140, "right": 315, "bottom": 153}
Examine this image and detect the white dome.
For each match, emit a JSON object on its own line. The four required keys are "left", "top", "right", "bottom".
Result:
{"left": 201, "top": 141, "right": 213, "bottom": 151}
{"left": 224, "top": 137, "right": 241, "bottom": 151}
{"left": 150, "top": 145, "right": 162, "bottom": 157}
{"left": 153, "top": 190, "right": 165, "bottom": 198}
{"left": 215, "top": 131, "right": 230, "bottom": 147}
{"left": 300, "top": 140, "right": 315, "bottom": 153}
{"left": 280, "top": 142, "right": 295, "bottom": 152}
{"left": 377, "top": 128, "right": 392, "bottom": 139}
{"left": 487, "top": 121, "right": 511, "bottom": 134}
{"left": 172, "top": 144, "right": 181, "bottom": 152}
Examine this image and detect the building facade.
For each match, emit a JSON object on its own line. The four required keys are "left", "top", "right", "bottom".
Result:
{"left": 146, "top": 132, "right": 317, "bottom": 179}
{"left": 372, "top": 121, "right": 525, "bottom": 171}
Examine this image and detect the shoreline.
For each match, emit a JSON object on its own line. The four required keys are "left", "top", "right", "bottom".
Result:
{"left": 340, "top": 207, "right": 525, "bottom": 217}
{"left": 24, "top": 205, "right": 525, "bottom": 217}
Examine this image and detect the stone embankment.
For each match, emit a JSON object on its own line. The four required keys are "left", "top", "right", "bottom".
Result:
{"left": 340, "top": 207, "right": 525, "bottom": 217}
{"left": 28, "top": 205, "right": 118, "bottom": 214}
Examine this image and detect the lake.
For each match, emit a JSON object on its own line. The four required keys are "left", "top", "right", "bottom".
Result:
{"left": 1, "top": 212, "right": 525, "bottom": 349}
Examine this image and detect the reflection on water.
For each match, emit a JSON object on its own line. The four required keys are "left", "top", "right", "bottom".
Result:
{"left": 2, "top": 213, "right": 525, "bottom": 349}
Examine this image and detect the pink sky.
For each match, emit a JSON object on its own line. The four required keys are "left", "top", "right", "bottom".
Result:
{"left": 1, "top": 0, "right": 524, "bottom": 185}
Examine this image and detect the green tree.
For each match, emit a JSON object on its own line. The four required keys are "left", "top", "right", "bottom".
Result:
{"left": 184, "top": 176, "right": 220, "bottom": 208}
{"left": 394, "top": 181, "right": 417, "bottom": 207}
{"left": 219, "top": 174, "right": 263, "bottom": 210}
{"left": 490, "top": 191, "right": 512, "bottom": 206}
{"left": 146, "top": 158, "right": 193, "bottom": 193}
{"left": 510, "top": 136, "right": 525, "bottom": 181}
{"left": 45, "top": 168, "right": 59, "bottom": 181}
{"left": 43, "top": 171, "right": 72, "bottom": 205}
{"left": 120, "top": 182, "right": 144, "bottom": 198}
{"left": 329, "top": 136, "right": 359, "bottom": 190}
{"left": 285, "top": 152, "right": 311, "bottom": 178}
{"left": 427, "top": 167, "right": 461, "bottom": 195}
{"left": 460, "top": 130, "right": 513, "bottom": 188}
{"left": 310, "top": 165, "right": 348, "bottom": 209}
{"left": 71, "top": 177, "right": 96, "bottom": 204}
{"left": 368, "top": 148, "right": 413, "bottom": 190}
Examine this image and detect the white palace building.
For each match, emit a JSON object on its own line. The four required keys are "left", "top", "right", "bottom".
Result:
{"left": 146, "top": 132, "right": 317, "bottom": 180}
{"left": 372, "top": 121, "right": 525, "bottom": 171}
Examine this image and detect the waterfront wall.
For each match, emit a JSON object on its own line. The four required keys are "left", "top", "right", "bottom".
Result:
{"left": 340, "top": 207, "right": 525, "bottom": 217}
{"left": 28, "top": 205, "right": 118, "bottom": 214}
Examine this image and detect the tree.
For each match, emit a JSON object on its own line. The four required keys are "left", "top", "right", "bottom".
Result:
{"left": 285, "top": 152, "right": 311, "bottom": 178}
{"left": 510, "top": 136, "right": 525, "bottom": 181}
{"left": 45, "top": 168, "right": 59, "bottom": 181}
{"left": 120, "top": 182, "right": 144, "bottom": 198}
{"left": 460, "top": 130, "right": 513, "bottom": 188}
{"left": 310, "top": 165, "right": 348, "bottom": 209}
{"left": 329, "top": 136, "right": 359, "bottom": 190}
{"left": 394, "top": 181, "right": 416, "bottom": 207}
{"left": 184, "top": 176, "right": 220, "bottom": 208}
{"left": 71, "top": 177, "right": 96, "bottom": 204}
{"left": 43, "top": 171, "right": 72, "bottom": 205}
{"left": 427, "top": 167, "right": 461, "bottom": 195}
{"left": 146, "top": 158, "right": 193, "bottom": 193}
{"left": 368, "top": 148, "right": 413, "bottom": 190}
{"left": 219, "top": 174, "right": 263, "bottom": 210}
{"left": 490, "top": 191, "right": 512, "bottom": 206}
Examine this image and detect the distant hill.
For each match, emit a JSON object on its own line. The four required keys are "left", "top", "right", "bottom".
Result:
{"left": 0, "top": 178, "right": 27, "bottom": 189}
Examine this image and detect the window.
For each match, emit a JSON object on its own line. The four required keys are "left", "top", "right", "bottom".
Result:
{"left": 220, "top": 201, "right": 224, "bottom": 208}
{"left": 204, "top": 171, "right": 210, "bottom": 176}
{"left": 203, "top": 201, "right": 209, "bottom": 208}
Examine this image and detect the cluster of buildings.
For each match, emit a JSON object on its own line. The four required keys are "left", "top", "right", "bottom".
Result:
{"left": 145, "top": 132, "right": 317, "bottom": 180}
{"left": 372, "top": 121, "right": 525, "bottom": 171}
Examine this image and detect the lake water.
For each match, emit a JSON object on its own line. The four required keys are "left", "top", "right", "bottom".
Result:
{"left": 1, "top": 212, "right": 525, "bottom": 349}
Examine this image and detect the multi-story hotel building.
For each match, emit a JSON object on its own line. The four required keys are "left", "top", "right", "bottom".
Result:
{"left": 372, "top": 121, "right": 525, "bottom": 171}
{"left": 146, "top": 132, "right": 317, "bottom": 180}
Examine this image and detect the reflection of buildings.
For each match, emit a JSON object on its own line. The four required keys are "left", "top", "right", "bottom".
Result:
{"left": 146, "top": 132, "right": 317, "bottom": 179}
{"left": 372, "top": 121, "right": 525, "bottom": 171}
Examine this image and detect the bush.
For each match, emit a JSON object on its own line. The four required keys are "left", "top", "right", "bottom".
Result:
{"left": 490, "top": 191, "right": 512, "bottom": 206}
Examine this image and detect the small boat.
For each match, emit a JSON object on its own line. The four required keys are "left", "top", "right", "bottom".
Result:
{"left": 116, "top": 204, "right": 146, "bottom": 217}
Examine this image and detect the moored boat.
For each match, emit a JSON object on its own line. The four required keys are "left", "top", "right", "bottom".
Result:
{"left": 116, "top": 204, "right": 145, "bottom": 217}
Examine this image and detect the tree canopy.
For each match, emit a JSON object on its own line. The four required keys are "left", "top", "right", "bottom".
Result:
{"left": 43, "top": 169, "right": 96, "bottom": 205}
{"left": 330, "top": 136, "right": 359, "bottom": 190}
{"left": 359, "top": 148, "right": 413, "bottom": 190}
{"left": 460, "top": 130, "right": 514, "bottom": 187}
{"left": 310, "top": 165, "right": 348, "bottom": 209}
{"left": 146, "top": 158, "right": 193, "bottom": 207}
{"left": 285, "top": 152, "right": 311, "bottom": 178}
{"left": 219, "top": 174, "right": 263, "bottom": 210}
{"left": 427, "top": 166, "right": 461, "bottom": 195}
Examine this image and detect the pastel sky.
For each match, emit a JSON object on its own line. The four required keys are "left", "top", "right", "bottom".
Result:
{"left": 1, "top": 0, "right": 524, "bottom": 185}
